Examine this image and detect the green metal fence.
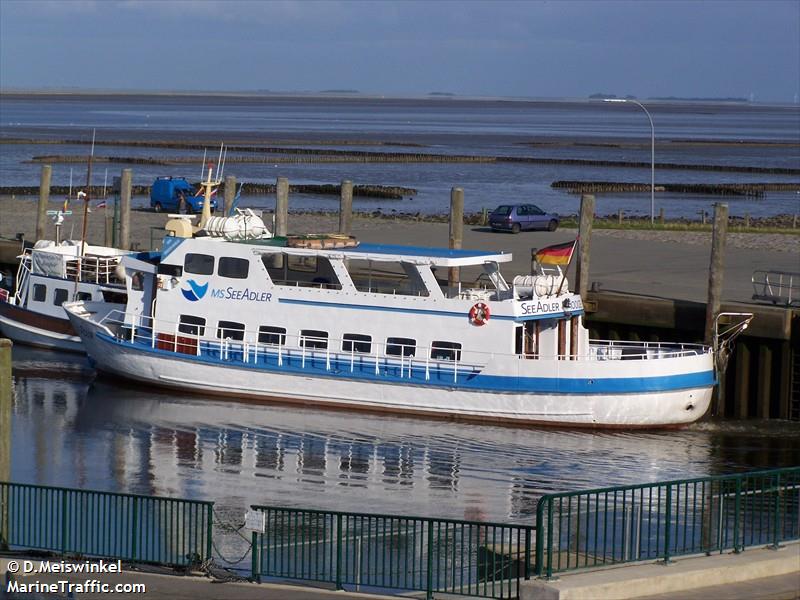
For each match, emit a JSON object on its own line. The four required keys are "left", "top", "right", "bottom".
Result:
{"left": 535, "top": 467, "right": 800, "bottom": 579}
{"left": 250, "top": 505, "right": 535, "bottom": 599}
{"left": 0, "top": 481, "right": 213, "bottom": 567}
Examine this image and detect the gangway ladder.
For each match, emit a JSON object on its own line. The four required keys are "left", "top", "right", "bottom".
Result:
{"left": 751, "top": 270, "right": 800, "bottom": 307}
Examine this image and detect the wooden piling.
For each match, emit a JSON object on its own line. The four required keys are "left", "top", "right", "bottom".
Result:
{"left": 119, "top": 169, "right": 132, "bottom": 250}
{"left": 757, "top": 344, "right": 772, "bottom": 419}
{"left": 744, "top": 213, "right": 751, "bottom": 228}
{"left": 224, "top": 175, "right": 237, "bottom": 217}
{"left": 659, "top": 207, "right": 665, "bottom": 225}
{"left": 0, "top": 339, "right": 11, "bottom": 484}
{"left": 339, "top": 180, "right": 353, "bottom": 236}
{"left": 275, "top": 177, "right": 289, "bottom": 237}
{"left": 704, "top": 203, "right": 728, "bottom": 346}
{"left": 575, "top": 194, "right": 595, "bottom": 300}
{"left": 448, "top": 187, "right": 464, "bottom": 293}
{"left": 36, "top": 165, "right": 52, "bottom": 241}
{"left": 734, "top": 342, "right": 751, "bottom": 418}
{"left": 617, "top": 209, "right": 623, "bottom": 225}
{"left": 0, "top": 339, "right": 8, "bottom": 549}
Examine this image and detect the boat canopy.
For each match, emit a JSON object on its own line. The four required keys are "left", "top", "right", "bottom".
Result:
{"left": 251, "top": 242, "right": 513, "bottom": 267}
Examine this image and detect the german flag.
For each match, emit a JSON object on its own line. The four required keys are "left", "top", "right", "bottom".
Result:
{"left": 534, "top": 239, "right": 578, "bottom": 266}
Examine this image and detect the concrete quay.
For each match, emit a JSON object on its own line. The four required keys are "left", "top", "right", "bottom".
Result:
{"left": 521, "top": 542, "right": 799, "bottom": 600}
{"left": 2, "top": 545, "right": 798, "bottom": 599}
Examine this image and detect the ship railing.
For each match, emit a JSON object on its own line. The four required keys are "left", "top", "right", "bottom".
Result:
{"left": 95, "top": 311, "right": 711, "bottom": 372}
{"left": 65, "top": 255, "right": 123, "bottom": 285}
{"left": 12, "top": 254, "right": 32, "bottom": 305}
{"left": 751, "top": 270, "right": 799, "bottom": 307}
{"left": 588, "top": 339, "right": 709, "bottom": 361}
{"left": 98, "top": 311, "right": 486, "bottom": 384}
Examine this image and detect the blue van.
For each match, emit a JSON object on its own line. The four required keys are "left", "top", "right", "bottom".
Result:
{"left": 150, "top": 177, "right": 217, "bottom": 213}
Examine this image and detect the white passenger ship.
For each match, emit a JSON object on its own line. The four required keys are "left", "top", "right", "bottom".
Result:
{"left": 0, "top": 241, "right": 129, "bottom": 352}
{"left": 63, "top": 218, "right": 724, "bottom": 428}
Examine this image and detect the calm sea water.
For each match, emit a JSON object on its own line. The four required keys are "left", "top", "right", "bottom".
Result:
{"left": 1, "top": 94, "right": 798, "bottom": 219}
{"left": 9, "top": 346, "right": 799, "bottom": 527}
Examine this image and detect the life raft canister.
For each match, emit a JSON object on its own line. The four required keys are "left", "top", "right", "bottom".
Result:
{"left": 469, "top": 302, "right": 490, "bottom": 326}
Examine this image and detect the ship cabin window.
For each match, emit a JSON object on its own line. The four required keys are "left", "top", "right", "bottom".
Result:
{"left": 258, "top": 326, "right": 286, "bottom": 346}
{"left": 343, "top": 333, "right": 372, "bottom": 354}
{"left": 53, "top": 288, "right": 69, "bottom": 306}
{"left": 76, "top": 292, "right": 92, "bottom": 302}
{"left": 217, "top": 320, "right": 245, "bottom": 341}
{"left": 178, "top": 315, "right": 206, "bottom": 336}
{"left": 131, "top": 272, "right": 144, "bottom": 291}
{"left": 431, "top": 341, "right": 462, "bottom": 361}
{"left": 219, "top": 257, "right": 249, "bottom": 279}
{"left": 32, "top": 284, "right": 46, "bottom": 303}
{"left": 300, "top": 329, "right": 328, "bottom": 349}
{"left": 262, "top": 255, "right": 341, "bottom": 290}
{"left": 102, "top": 290, "right": 127, "bottom": 304}
{"left": 347, "top": 260, "right": 429, "bottom": 297}
{"left": 184, "top": 253, "right": 215, "bottom": 275}
{"left": 386, "top": 337, "right": 416, "bottom": 357}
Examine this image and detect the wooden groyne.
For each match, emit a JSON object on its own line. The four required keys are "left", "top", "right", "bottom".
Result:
{"left": 0, "top": 182, "right": 416, "bottom": 200}
{"left": 552, "top": 180, "right": 800, "bottom": 198}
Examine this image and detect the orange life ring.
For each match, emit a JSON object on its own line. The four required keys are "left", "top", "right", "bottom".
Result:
{"left": 469, "top": 302, "right": 490, "bottom": 326}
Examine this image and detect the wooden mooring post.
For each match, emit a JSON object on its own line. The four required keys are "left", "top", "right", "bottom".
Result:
{"left": 576, "top": 194, "right": 595, "bottom": 300}
{"left": 0, "top": 339, "right": 9, "bottom": 549}
{"left": 448, "top": 187, "right": 464, "bottom": 295}
{"left": 339, "top": 180, "right": 353, "bottom": 236}
{"left": 224, "top": 175, "right": 237, "bottom": 216}
{"left": 119, "top": 169, "right": 132, "bottom": 250}
{"left": 36, "top": 165, "right": 51, "bottom": 241}
{"left": 275, "top": 177, "right": 289, "bottom": 237}
{"left": 705, "top": 203, "right": 728, "bottom": 417}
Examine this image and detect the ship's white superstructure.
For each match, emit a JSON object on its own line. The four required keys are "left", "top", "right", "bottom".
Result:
{"left": 64, "top": 220, "right": 721, "bottom": 428}
{"left": 0, "top": 241, "right": 129, "bottom": 352}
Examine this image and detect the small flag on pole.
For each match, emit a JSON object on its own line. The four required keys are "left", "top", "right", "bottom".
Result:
{"left": 534, "top": 239, "right": 578, "bottom": 266}
{"left": 96, "top": 200, "right": 107, "bottom": 209}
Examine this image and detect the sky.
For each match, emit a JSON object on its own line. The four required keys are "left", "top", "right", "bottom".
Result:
{"left": 0, "top": 0, "right": 798, "bottom": 102}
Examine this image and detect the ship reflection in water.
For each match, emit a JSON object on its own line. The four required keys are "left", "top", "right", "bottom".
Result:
{"left": 10, "top": 348, "right": 800, "bottom": 525}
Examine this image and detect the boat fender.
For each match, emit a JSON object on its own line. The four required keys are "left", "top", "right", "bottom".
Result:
{"left": 469, "top": 302, "right": 490, "bottom": 326}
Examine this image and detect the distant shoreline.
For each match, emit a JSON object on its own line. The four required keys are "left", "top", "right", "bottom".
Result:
{"left": 2, "top": 89, "right": 798, "bottom": 109}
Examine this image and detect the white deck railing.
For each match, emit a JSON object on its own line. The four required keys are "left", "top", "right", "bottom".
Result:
{"left": 94, "top": 310, "right": 710, "bottom": 376}
{"left": 751, "top": 270, "right": 799, "bottom": 307}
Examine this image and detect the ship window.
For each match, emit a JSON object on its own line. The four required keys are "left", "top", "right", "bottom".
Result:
{"left": 102, "top": 290, "right": 127, "bottom": 304}
{"left": 343, "top": 333, "right": 372, "bottom": 354}
{"left": 178, "top": 315, "right": 206, "bottom": 336}
{"left": 217, "top": 320, "right": 245, "bottom": 341}
{"left": 53, "top": 288, "right": 69, "bottom": 306}
{"left": 32, "top": 284, "right": 46, "bottom": 302}
{"left": 300, "top": 329, "right": 328, "bottom": 349}
{"left": 263, "top": 255, "right": 341, "bottom": 289}
{"left": 346, "top": 259, "right": 428, "bottom": 297}
{"left": 184, "top": 253, "right": 215, "bottom": 275}
{"left": 258, "top": 326, "right": 286, "bottom": 346}
{"left": 431, "top": 341, "right": 462, "bottom": 361}
{"left": 219, "top": 257, "right": 249, "bottom": 279}
{"left": 76, "top": 292, "right": 92, "bottom": 302}
{"left": 157, "top": 263, "right": 182, "bottom": 277}
{"left": 386, "top": 337, "right": 416, "bottom": 357}
{"left": 131, "top": 272, "right": 144, "bottom": 291}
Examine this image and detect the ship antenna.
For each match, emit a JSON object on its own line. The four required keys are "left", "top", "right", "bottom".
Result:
{"left": 74, "top": 128, "right": 96, "bottom": 297}
{"left": 200, "top": 148, "right": 207, "bottom": 181}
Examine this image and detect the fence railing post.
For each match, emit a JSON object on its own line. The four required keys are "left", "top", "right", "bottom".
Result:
{"left": 663, "top": 485, "right": 672, "bottom": 564}
{"left": 206, "top": 503, "right": 213, "bottom": 561}
{"left": 733, "top": 477, "right": 742, "bottom": 553}
{"left": 524, "top": 526, "right": 532, "bottom": 580}
{"left": 535, "top": 498, "right": 544, "bottom": 577}
{"left": 771, "top": 472, "right": 782, "bottom": 550}
{"left": 60, "top": 489, "right": 68, "bottom": 554}
{"left": 251, "top": 531, "right": 260, "bottom": 582}
{"left": 546, "top": 497, "right": 554, "bottom": 579}
{"left": 131, "top": 496, "right": 139, "bottom": 562}
{"left": 335, "top": 513, "right": 343, "bottom": 590}
{"left": 426, "top": 520, "right": 434, "bottom": 600}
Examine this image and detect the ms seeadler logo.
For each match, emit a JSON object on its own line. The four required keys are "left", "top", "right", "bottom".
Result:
{"left": 181, "top": 280, "right": 208, "bottom": 302}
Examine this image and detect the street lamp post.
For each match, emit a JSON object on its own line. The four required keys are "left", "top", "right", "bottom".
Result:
{"left": 604, "top": 98, "right": 655, "bottom": 225}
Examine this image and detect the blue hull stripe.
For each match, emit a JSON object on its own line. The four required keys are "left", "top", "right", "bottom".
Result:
{"left": 277, "top": 297, "right": 583, "bottom": 322}
{"left": 97, "top": 332, "right": 715, "bottom": 395}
